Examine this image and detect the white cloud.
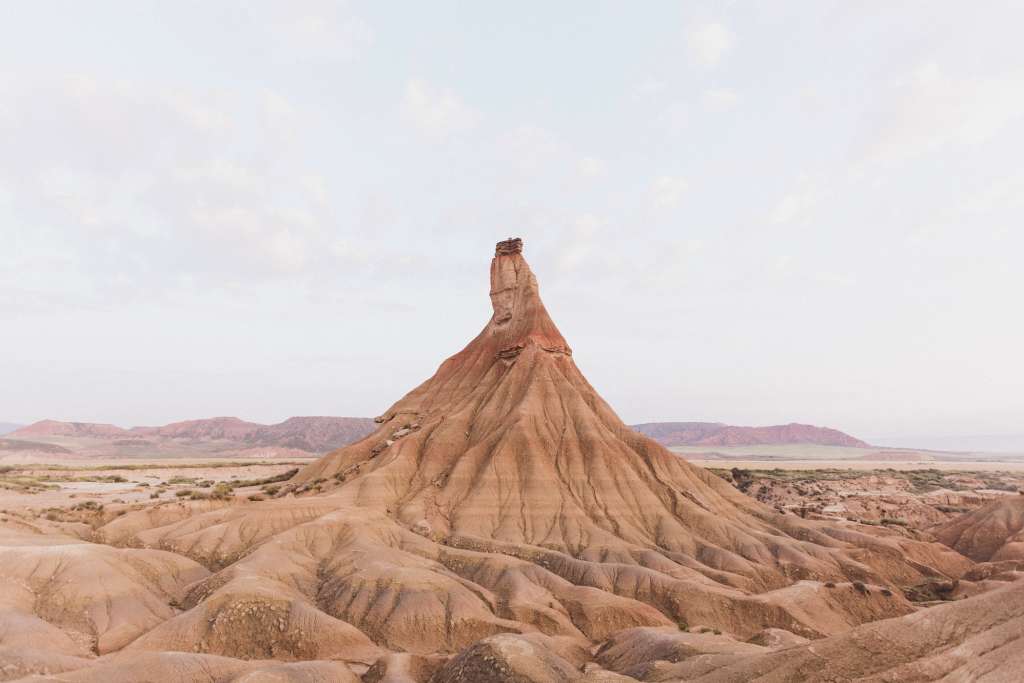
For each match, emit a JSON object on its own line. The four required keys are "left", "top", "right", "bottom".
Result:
{"left": 702, "top": 87, "right": 740, "bottom": 112}
{"left": 578, "top": 156, "right": 609, "bottom": 178}
{"left": 770, "top": 175, "right": 823, "bottom": 225}
{"left": 261, "top": 1, "right": 374, "bottom": 62}
{"left": 0, "top": 73, "right": 350, "bottom": 301}
{"left": 961, "top": 172, "right": 1024, "bottom": 214}
{"left": 863, "top": 62, "right": 1024, "bottom": 166}
{"left": 402, "top": 79, "right": 479, "bottom": 138}
{"left": 263, "top": 227, "right": 311, "bottom": 273}
{"left": 686, "top": 22, "right": 735, "bottom": 68}
{"left": 651, "top": 176, "right": 688, "bottom": 208}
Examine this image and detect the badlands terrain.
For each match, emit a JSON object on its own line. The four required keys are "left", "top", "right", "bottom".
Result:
{"left": 1, "top": 239, "right": 1022, "bottom": 682}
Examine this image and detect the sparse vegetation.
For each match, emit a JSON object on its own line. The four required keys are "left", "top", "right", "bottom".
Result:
{"left": 209, "top": 482, "right": 233, "bottom": 500}
{"left": 231, "top": 468, "right": 298, "bottom": 488}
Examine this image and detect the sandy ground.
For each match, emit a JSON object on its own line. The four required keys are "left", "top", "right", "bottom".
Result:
{"left": 0, "top": 458, "right": 315, "bottom": 513}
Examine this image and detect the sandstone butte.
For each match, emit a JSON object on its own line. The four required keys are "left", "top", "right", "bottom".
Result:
{"left": 1, "top": 237, "right": 1022, "bottom": 682}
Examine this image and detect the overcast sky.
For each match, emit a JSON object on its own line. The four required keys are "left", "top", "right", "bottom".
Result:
{"left": 2, "top": 1, "right": 1023, "bottom": 439}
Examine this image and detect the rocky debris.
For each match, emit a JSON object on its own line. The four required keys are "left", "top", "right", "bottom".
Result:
{"left": 497, "top": 344, "right": 524, "bottom": 360}
{"left": 494, "top": 237, "right": 523, "bottom": 255}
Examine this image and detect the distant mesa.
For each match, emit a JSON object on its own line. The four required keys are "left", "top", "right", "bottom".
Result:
{"left": 632, "top": 421, "right": 869, "bottom": 448}
{"left": 9, "top": 416, "right": 376, "bottom": 454}
{"left": 10, "top": 419, "right": 128, "bottom": 439}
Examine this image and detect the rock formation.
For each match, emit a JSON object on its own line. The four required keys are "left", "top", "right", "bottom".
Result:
{"left": 5, "top": 238, "right": 1019, "bottom": 682}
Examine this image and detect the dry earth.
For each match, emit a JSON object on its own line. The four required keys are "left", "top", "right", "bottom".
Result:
{"left": 1, "top": 239, "right": 1021, "bottom": 682}
{"left": 705, "top": 466, "right": 1024, "bottom": 529}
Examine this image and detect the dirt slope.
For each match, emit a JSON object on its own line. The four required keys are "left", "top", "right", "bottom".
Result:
{"left": 669, "top": 578, "right": 1024, "bottom": 681}
{"left": 933, "top": 495, "right": 1024, "bottom": 561}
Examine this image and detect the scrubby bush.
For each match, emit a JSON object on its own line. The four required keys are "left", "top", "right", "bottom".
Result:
{"left": 175, "top": 489, "right": 193, "bottom": 498}
{"left": 853, "top": 581, "right": 869, "bottom": 594}
{"left": 208, "top": 482, "right": 233, "bottom": 500}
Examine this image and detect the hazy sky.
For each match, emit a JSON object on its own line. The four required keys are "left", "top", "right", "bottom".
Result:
{"left": 2, "top": 1, "right": 1023, "bottom": 439}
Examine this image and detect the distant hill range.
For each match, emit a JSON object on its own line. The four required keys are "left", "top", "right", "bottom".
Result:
{"left": 0, "top": 422, "right": 25, "bottom": 436}
{"left": 5, "top": 417, "right": 868, "bottom": 459}
{"left": 13, "top": 420, "right": 129, "bottom": 439}
{"left": 631, "top": 421, "right": 869, "bottom": 448}
{"left": 7, "top": 416, "right": 376, "bottom": 457}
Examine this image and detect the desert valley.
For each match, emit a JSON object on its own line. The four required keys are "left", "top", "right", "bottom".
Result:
{"left": 1, "top": 240, "right": 1022, "bottom": 682}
